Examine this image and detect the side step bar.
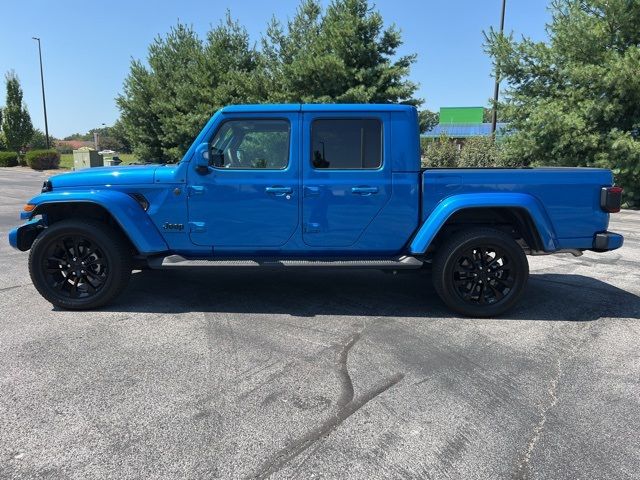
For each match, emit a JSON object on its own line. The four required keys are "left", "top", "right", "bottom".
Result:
{"left": 148, "top": 255, "right": 424, "bottom": 270}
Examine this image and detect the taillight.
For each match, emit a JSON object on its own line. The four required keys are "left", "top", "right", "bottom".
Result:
{"left": 600, "top": 186, "right": 623, "bottom": 213}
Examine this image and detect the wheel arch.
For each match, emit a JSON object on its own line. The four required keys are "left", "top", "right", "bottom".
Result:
{"left": 24, "top": 192, "right": 168, "bottom": 255}
{"left": 430, "top": 206, "right": 544, "bottom": 253}
{"left": 33, "top": 202, "right": 135, "bottom": 251}
{"left": 409, "top": 193, "right": 558, "bottom": 255}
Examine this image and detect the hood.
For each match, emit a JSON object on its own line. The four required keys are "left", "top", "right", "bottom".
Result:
{"left": 49, "top": 164, "right": 159, "bottom": 188}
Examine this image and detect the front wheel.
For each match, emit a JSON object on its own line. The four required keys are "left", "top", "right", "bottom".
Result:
{"left": 29, "top": 219, "right": 132, "bottom": 310}
{"left": 432, "top": 227, "right": 529, "bottom": 317}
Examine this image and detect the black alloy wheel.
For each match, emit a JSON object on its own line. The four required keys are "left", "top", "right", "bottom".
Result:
{"left": 432, "top": 228, "right": 529, "bottom": 317}
{"left": 29, "top": 219, "right": 132, "bottom": 310}
{"left": 42, "top": 234, "right": 108, "bottom": 299}
{"left": 451, "top": 245, "right": 515, "bottom": 305}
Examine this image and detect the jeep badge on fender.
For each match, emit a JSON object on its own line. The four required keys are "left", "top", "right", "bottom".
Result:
{"left": 163, "top": 223, "right": 184, "bottom": 231}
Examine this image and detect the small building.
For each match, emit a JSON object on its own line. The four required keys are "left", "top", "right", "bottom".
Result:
{"left": 422, "top": 107, "right": 508, "bottom": 144}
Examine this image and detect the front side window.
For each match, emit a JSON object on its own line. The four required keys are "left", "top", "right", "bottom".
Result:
{"left": 209, "top": 119, "right": 290, "bottom": 169}
{"left": 311, "top": 119, "right": 382, "bottom": 169}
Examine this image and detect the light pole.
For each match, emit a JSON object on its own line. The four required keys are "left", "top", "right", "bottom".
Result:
{"left": 32, "top": 37, "right": 50, "bottom": 149}
{"left": 491, "top": 0, "right": 506, "bottom": 135}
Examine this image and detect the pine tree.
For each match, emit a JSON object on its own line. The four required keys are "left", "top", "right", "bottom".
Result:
{"left": 485, "top": 0, "right": 640, "bottom": 206}
{"left": 117, "top": 18, "right": 258, "bottom": 162}
{"left": 261, "top": 0, "right": 420, "bottom": 104}
{"left": 117, "top": 0, "right": 422, "bottom": 162}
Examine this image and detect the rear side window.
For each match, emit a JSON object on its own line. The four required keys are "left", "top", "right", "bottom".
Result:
{"left": 311, "top": 119, "right": 382, "bottom": 169}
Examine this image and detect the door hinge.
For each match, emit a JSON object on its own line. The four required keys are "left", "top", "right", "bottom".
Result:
{"left": 189, "top": 221, "right": 207, "bottom": 233}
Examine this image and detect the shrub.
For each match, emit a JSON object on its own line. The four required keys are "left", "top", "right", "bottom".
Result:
{"left": 458, "top": 137, "right": 498, "bottom": 168}
{"left": 419, "top": 137, "right": 430, "bottom": 157}
{"left": 54, "top": 142, "right": 73, "bottom": 154}
{"left": 0, "top": 151, "right": 18, "bottom": 167}
{"left": 25, "top": 149, "right": 60, "bottom": 170}
{"left": 421, "top": 134, "right": 460, "bottom": 168}
{"left": 458, "top": 136, "right": 523, "bottom": 168}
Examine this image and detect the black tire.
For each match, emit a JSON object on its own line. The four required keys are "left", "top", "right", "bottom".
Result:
{"left": 432, "top": 227, "right": 529, "bottom": 317}
{"left": 29, "top": 219, "right": 132, "bottom": 310}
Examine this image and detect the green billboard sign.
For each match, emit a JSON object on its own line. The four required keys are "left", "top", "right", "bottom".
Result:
{"left": 439, "top": 107, "right": 484, "bottom": 124}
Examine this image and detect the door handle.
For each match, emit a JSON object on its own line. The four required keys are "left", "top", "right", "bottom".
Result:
{"left": 265, "top": 186, "right": 293, "bottom": 196}
{"left": 351, "top": 186, "right": 378, "bottom": 195}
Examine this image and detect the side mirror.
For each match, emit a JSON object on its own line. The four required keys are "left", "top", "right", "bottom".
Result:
{"left": 194, "top": 142, "right": 210, "bottom": 175}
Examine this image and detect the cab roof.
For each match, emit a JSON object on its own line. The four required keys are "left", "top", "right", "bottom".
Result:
{"left": 220, "top": 104, "right": 417, "bottom": 113}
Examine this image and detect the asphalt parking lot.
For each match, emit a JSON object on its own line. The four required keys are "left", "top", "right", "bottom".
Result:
{"left": 0, "top": 167, "right": 638, "bottom": 480}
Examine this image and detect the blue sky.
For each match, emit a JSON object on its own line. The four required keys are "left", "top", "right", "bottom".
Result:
{"left": 0, "top": 0, "right": 550, "bottom": 138}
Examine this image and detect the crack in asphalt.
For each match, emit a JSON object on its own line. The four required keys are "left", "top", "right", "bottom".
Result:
{"left": 0, "top": 283, "right": 31, "bottom": 293}
{"left": 513, "top": 356, "right": 561, "bottom": 480}
{"left": 336, "top": 332, "right": 359, "bottom": 408}
{"left": 251, "top": 330, "right": 404, "bottom": 479}
{"left": 512, "top": 322, "right": 602, "bottom": 480}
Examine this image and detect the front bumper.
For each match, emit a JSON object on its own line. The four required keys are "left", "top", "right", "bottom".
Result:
{"left": 8, "top": 219, "right": 45, "bottom": 251}
{"left": 593, "top": 231, "right": 624, "bottom": 251}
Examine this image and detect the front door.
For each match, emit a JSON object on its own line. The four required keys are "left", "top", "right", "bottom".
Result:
{"left": 188, "top": 113, "right": 299, "bottom": 248}
{"left": 302, "top": 112, "right": 391, "bottom": 247}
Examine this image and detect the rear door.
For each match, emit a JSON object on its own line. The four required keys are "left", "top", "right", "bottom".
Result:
{"left": 301, "top": 112, "right": 391, "bottom": 247}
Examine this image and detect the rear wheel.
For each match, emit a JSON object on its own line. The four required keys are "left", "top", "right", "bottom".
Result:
{"left": 432, "top": 227, "right": 529, "bottom": 317}
{"left": 29, "top": 219, "right": 132, "bottom": 310}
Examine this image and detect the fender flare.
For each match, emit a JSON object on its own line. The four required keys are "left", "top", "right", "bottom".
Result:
{"left": 409, "top": 193, "right": 558, "bottom": 254}
{"left": 26, "top": 190, "right": 168, "bottom": 255}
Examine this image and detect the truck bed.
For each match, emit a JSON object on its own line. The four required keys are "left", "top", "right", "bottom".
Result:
{"left": 421, "top": 167, "right": 614, "bottom": 249}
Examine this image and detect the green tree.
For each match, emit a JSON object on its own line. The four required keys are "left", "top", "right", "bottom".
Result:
{"left": 63, "top": 132, "right": 92, "bottom": 141}
{"left": 261, "top": 0, "right": 420, "bottom": 104}
{"left": 2, "top": 71, "right": 34, "bottom": 155}
{"left": 110, "top": 119, "right": 132, "bottom": 153}
{"left": 117, "top": 24, "right": 202, "bottom": 161}
{"left": 27, "top": 128, "right": 51, "bottom": 149}
{"left": 0, "top": 107, "right": 5, "bottom": 150}
{"left": 117, "top": 1, "right": 422, "bottom": 162}
{"left": 482, "top": 106, "right": 507, "bottom": 123}
{"left": 117, "top": 17, "right": 258, "bottom": 162}
{"left": 419, "top": 110, "right": 438, "bottom": 133}
{"left": 259, "top": 0, "right": 329, "bottom": 102}
{"left": 485, "top": 0, "right": 640, "bottom": 206}
{"left": 201, "top": 12, "right": 260, "bottom": 106}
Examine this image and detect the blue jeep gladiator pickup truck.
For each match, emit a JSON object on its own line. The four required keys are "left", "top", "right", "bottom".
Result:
{"left": 8, "top": 104, "right": 624, "bottom": 316}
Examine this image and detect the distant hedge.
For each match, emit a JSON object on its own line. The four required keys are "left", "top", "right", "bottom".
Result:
{"left": 0, "top": 152, "right": 18, "bottom": 167}
{"left": 420, "top": 135, "right": 524, "bottom": 169}
{"left": 25, "top": 149, "right": 60, "bottom": 170}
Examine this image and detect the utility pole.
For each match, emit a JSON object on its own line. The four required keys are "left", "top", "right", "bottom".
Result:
{"left": 32, "top": 37, "right": 50, "bottom": 149}
{"left": 491, "top": 0, "right": 506, "bottom": 135}
{"left": 94, "top": 123, "right": 105, "bottom": 150}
